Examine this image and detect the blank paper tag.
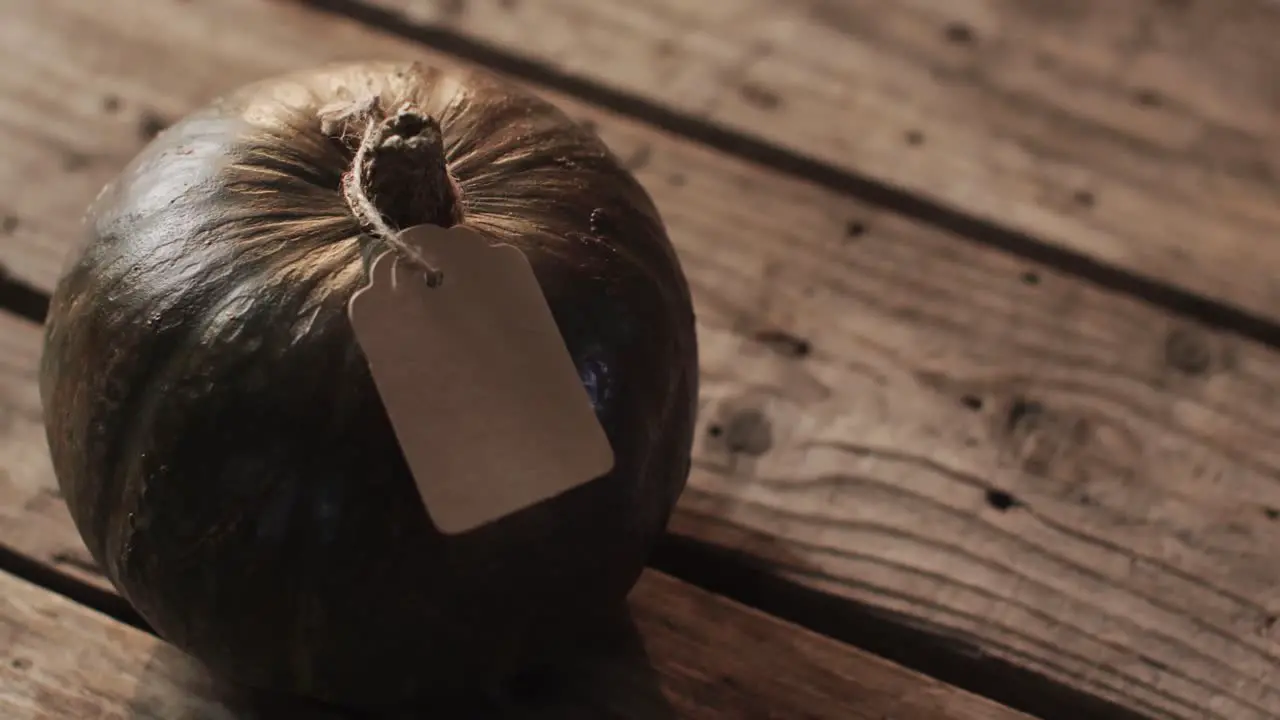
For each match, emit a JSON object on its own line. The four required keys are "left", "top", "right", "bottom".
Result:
{"left": 348, "top": 225, "right": 615, "bottom": 535}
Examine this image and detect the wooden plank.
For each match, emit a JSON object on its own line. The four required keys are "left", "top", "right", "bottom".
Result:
{"left": 0, "top": 562, "right": 1031, "bottom": 719}
{"left": 358, "top": 0, "right": 1280, "bottom": 329}
{"left": 2, "top": 0, "right": 1280, "bottom": 718}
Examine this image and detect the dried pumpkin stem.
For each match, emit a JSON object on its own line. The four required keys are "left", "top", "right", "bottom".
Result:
{"left": 341, "top": 101, "right": 460, "bottom": 287}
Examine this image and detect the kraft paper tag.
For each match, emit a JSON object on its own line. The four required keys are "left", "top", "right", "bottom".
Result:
{"left": 348, "top": 225, "right": 615, "bottom": 534}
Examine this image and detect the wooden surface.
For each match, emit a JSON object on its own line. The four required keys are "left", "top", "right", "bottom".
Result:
{"left": 1, "top": 0, "right": 1279, "bottom": 719}
{"left": 360, "top": 0, "right": 1280, "bottom": 329}
{"left": 0, "top": 560, "right": 1032, "bottom": 720}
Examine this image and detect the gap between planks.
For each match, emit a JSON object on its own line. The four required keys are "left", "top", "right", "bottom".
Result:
{"left": 2, "top": 1, "right": 1280, "bottom": 719}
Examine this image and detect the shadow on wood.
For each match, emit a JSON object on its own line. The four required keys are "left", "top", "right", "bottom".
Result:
{"left": 122, "top": 610, "right": 676, "bottom": 720}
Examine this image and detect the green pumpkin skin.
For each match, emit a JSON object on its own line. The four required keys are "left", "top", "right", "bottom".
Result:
{"left": 39, "top": 61, "right": 698, "bottom": 710}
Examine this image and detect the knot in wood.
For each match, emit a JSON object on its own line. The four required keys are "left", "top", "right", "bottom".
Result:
{"left": 711, "top": 409, "right": 768, "bottom": 453}
{"left": 723, "top": 408, "right": 773, "bottom": 456}
{"left": 1001, "top": 397, "right": 1093, "bottom": 479}
{"left": 1164, "top": 328, "right": 1212, "bottom": 376}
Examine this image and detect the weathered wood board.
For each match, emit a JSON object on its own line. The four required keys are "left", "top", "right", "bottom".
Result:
{"left": 362, "top": 0, "right": 1280, "bottom": 329}
{"left": 1, "top": 559, "right": 1035, "bottom": 719}
{"left": 2, "top": 0, "right": 1280, "bottom": 718}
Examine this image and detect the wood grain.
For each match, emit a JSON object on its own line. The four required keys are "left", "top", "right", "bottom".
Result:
{"left": 360, "top": 0, "right": 1280, "bottom": 330}
{"left": 1, "top": 557, "right": 1031, "bottom": 719}
{"left": 2, "top": 0, "right": 1280, "bottom": 718}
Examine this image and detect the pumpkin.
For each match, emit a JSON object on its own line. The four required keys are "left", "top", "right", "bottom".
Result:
{"left": 39, "top": 61, "right": 698, "bottom": 710}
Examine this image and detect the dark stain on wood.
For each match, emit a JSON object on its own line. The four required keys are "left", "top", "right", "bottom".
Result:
{"left": 844, "top": 220, "right": 866, "bottom": 239}
{"left": 1164, "top": 328, "right": 1213, "bottom": 375}
{"left": 1021, "top": 271, "right": 1040, "bottom": 285}
{"left": 961, "top": 394, "right": 984, "bottom": 411}
{"left": 62, "top": 151, "right": 90, "bottom": 172}
{"left": 944, "top": 22, "right": 975, "bottom": 45}
{"left": 905, "top": 129, "right": 925, "bottom": 146}
{"left": 739, "top": 82, "right": 783, "bottom": 110}
{"left": 102, "top": 94, "right": 121, "bottom": 113}
{"left": 723, "top": 408, "right": 773, "bottom": 456}
{"left": 1132, "top": 88, "right": 1163, "bottom": 108}
{"left": 1073, "top": 189, "right": 1096, "bottom": 208}
{"left": 10, "top": 657, "right": 32, "bottom": 670}
{"left": 1, "top": 215, "right": 17, "bottom": 234}
{"left": 753, "top": 328, "right": 812, "bottom": 358}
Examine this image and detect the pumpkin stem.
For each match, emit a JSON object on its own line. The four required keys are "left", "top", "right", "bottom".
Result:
{"left": 340, "top": 102, "right": 461, "bottom": 286}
